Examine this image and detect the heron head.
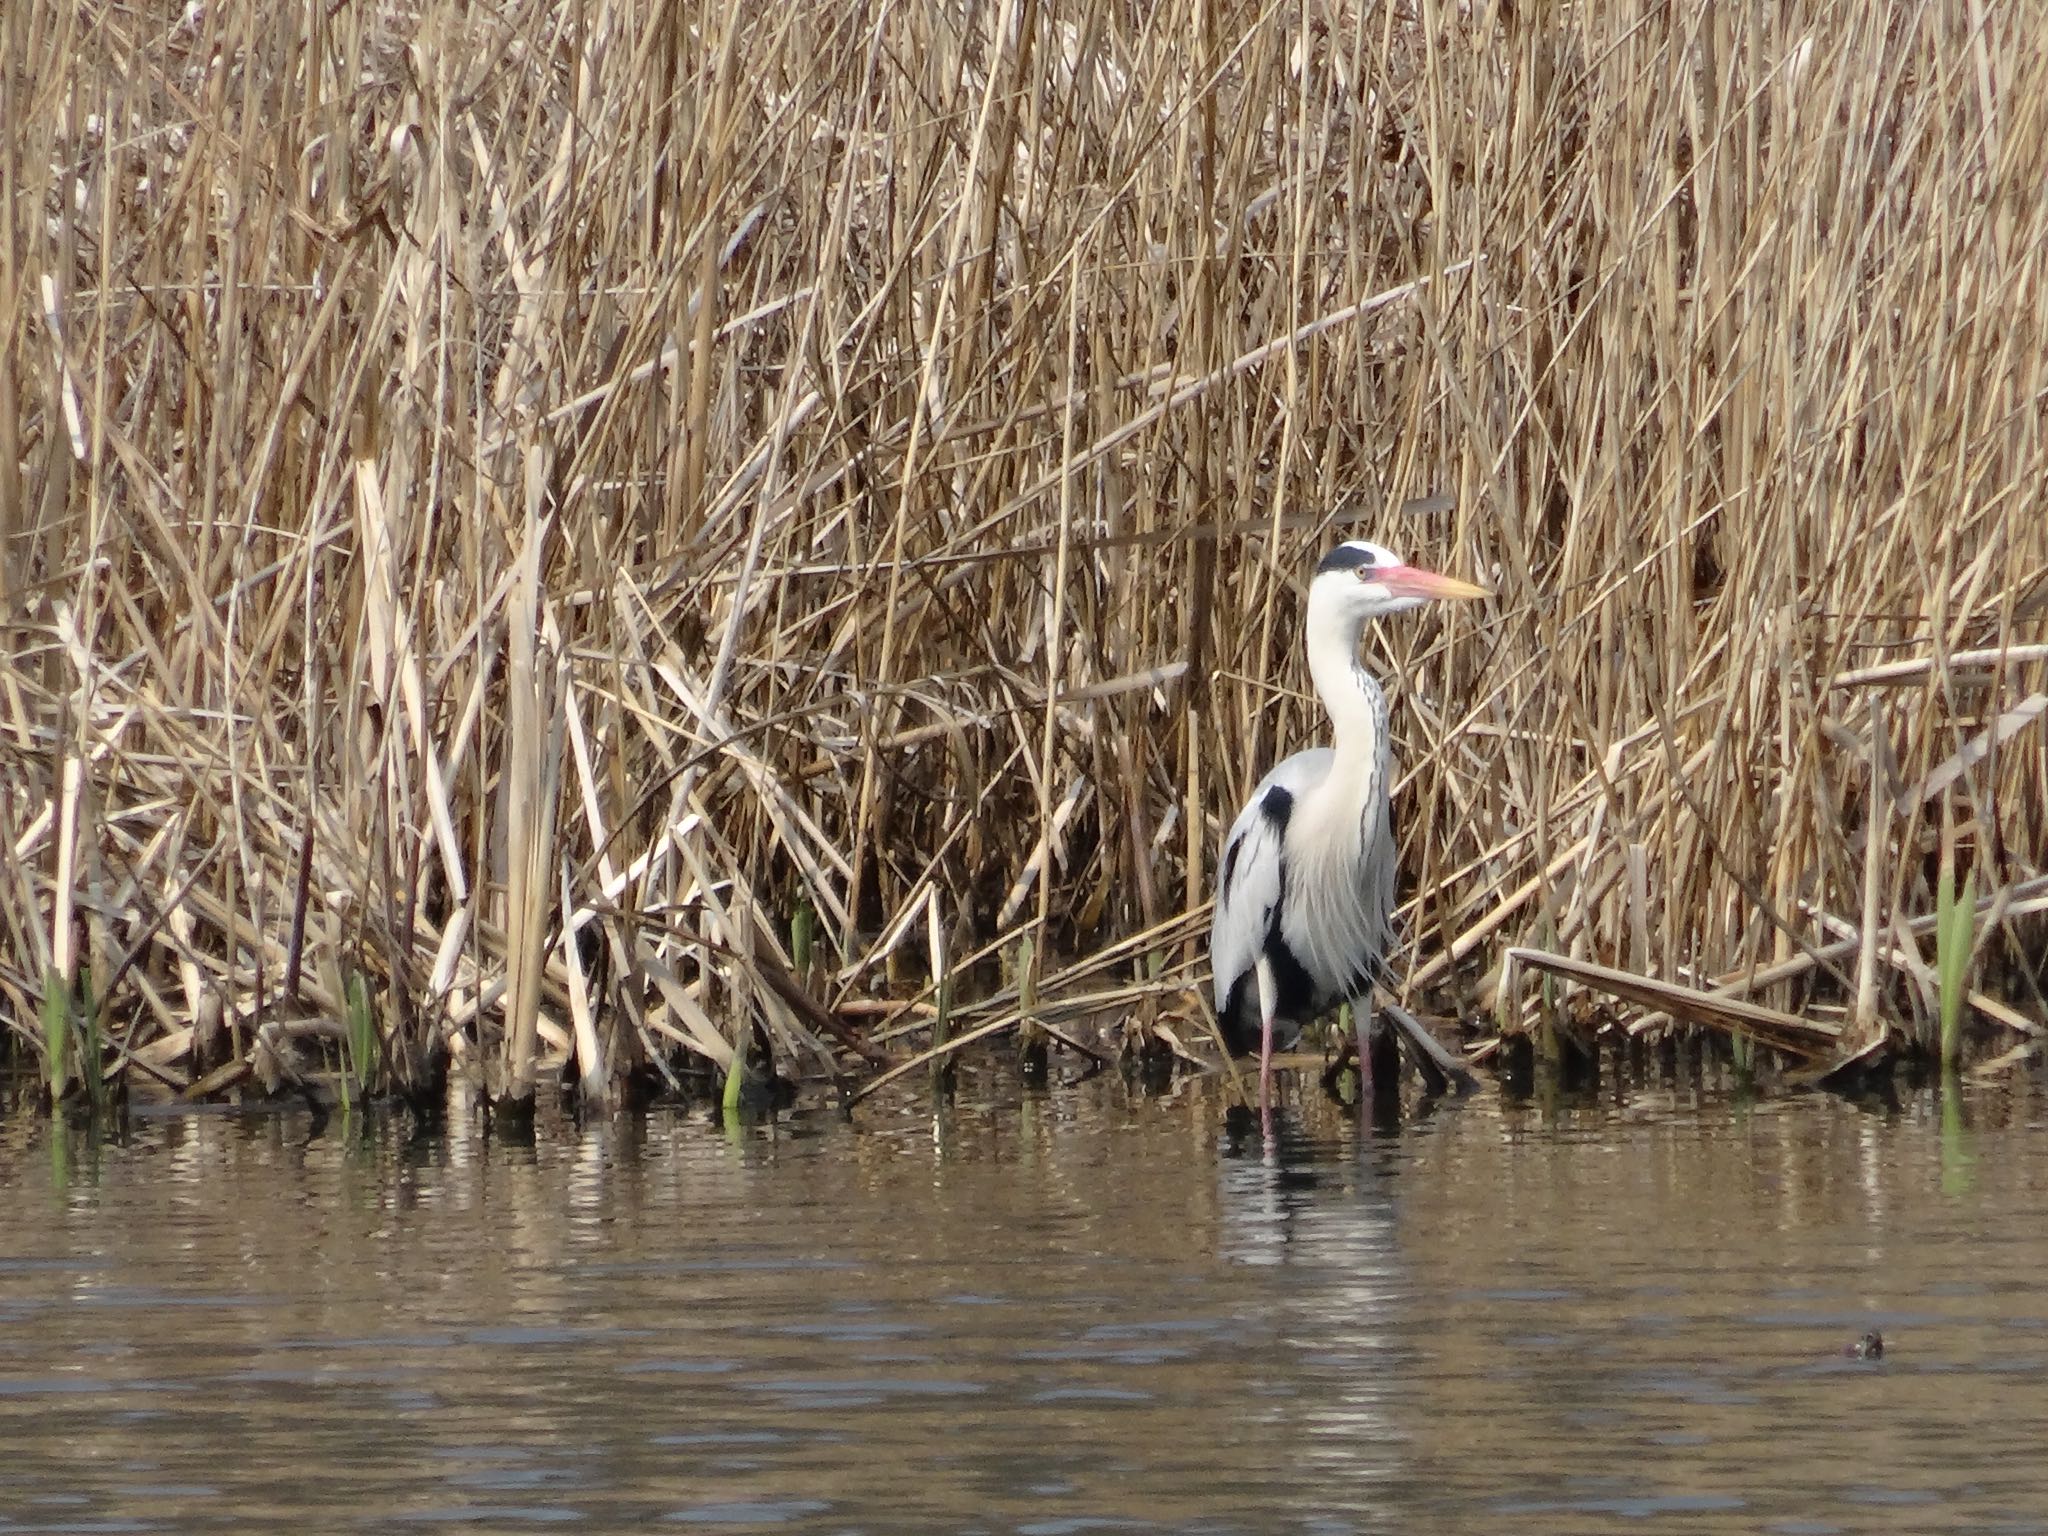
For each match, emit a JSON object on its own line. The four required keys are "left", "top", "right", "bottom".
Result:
{"left": 1311, "top": 539, "right": 1489, "bottom": 622}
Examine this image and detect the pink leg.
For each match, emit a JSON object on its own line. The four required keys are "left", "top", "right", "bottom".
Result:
{"left": 1254, "top": 958, "right": 1280, "bottom": 1141}
{"left": 1259, "top": 1010, "right": 1275, "bottom": 1138}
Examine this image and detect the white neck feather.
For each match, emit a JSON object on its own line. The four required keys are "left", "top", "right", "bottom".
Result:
{"left": 1304, "top": 584, "right": 1390, "bottom": 796}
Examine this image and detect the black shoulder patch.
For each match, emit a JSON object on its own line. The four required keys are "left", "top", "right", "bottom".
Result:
{"left": 1259, "top": 783, "right": 1294, "bottom": 831}
{"left": 1316, "top": 542, "right": 1377, "bottom": 575}
{"left": 1220, "top": 834, "right": 1244, "bottom": 900}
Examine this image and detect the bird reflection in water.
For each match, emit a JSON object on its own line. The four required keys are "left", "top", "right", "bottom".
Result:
{"left": 1214, "top": 1109, "right": 1413, "bottom": 1527}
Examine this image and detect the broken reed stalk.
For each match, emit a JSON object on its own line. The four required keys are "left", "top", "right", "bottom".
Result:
{"left": 1505, "top": 947, "right": 1842, "bottom": 1063}
{"left": 2, "top": 0, "right": 2045, "bottom": 1110}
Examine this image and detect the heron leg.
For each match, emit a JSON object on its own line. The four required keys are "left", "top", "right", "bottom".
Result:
{"left": 1260, "top": 1013, "right": 1275, "bottom": 1123}
{"left": 1355, "top": 1005, "right": 1373, "bottom": 1103}
{"left": 1256, "top": 955, "right": 1280, "bottom": 1136}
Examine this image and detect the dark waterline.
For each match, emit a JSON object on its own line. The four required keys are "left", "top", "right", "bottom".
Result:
{"left": 4, "top": 1071, "right": 2047, "bottom": 1534}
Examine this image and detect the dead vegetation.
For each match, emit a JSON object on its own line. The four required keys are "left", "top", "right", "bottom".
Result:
{"left": 2, "top": 0, "right": 2044, "bottom": 1111}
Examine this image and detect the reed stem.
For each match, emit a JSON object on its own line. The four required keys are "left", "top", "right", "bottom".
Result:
{"left": 1, "top": 1, "right": 2041, "bottom": 1103}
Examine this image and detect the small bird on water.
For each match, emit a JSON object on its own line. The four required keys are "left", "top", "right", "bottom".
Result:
{"left": 1210, "top": 538, "right": 1486, "bottom": 1130}
{"left": 1847, "top": 1330, "right": 1884, "bottom": 1360}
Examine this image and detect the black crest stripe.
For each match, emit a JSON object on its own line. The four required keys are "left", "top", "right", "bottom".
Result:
{"left": 1316, "top": 543, "right": 1376, "bottom": 575}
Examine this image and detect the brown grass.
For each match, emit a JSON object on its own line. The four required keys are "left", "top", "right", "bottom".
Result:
{"left": 3, "top": 0, "right": 2045, "bottom": 1107}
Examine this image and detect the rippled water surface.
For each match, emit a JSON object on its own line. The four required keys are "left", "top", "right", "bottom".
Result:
{"left": 4, "top": 1069, "right": 2048, "bottom": 1534}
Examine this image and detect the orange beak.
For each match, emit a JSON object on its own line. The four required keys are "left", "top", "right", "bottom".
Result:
{"left": 1380, "top": 563, "right": 1490, "bottom": 601}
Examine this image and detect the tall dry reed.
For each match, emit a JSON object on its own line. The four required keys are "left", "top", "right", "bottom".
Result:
{"left": 3, "top": 0, "right": 2044, "bottom": 1106}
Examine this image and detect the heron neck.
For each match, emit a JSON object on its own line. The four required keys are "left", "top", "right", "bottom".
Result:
{"left": 1305, "top": 599, "right": 1386, "bottom": 755}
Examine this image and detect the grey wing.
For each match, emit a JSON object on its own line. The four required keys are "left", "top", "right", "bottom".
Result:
{"left": 1210, "top": 798, "right": 1284, "bottom": 1016}
{"left": 1210, "top": 749, "right": 1334, "bottom": 1016}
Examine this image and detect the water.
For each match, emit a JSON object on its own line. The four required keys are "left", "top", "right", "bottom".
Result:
{"left": 4, "top": 1068, "right": 2047, "bottom": 1534}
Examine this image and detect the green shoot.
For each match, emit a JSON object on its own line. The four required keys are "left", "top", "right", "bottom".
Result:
{"left": 42, "top": 967, "right": 71, "bottom": 1106}
{"left": 1937, "top": 861, "right": 1976, "bottom": 1068}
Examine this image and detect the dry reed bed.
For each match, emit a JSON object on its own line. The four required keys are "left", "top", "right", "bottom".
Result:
{"left": 2, "top": 0, "right": 2044, "bottom": 1108}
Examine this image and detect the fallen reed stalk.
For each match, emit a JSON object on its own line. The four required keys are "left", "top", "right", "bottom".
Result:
{"left": 3, "top": 0, "right": 2045, "bottom": 1111}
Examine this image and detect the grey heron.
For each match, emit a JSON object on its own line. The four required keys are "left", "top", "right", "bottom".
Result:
{"left": 1210, "top": 539, "right": 1486, "bottom": 1124}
